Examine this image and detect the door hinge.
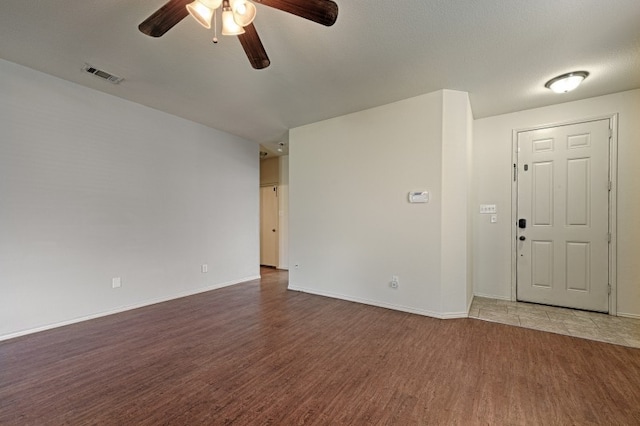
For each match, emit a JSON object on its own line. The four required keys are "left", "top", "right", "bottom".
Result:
{"left": 609, "top": 128, "right": 613, "bottom": 138}
{"left": 607, "top": 232, "right": 611, "bottom": 243}
{"left": 608, "top": 284, "right": 611, "bottom": 295}
{"left": 608, "top": 181, "right": 612, "bottom": 191}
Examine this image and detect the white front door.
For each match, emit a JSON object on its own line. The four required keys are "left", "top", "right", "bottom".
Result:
{"left": 516, "top": 119, "right": 611, "bottom": 312}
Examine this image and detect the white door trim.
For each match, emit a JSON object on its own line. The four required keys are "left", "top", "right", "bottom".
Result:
{"left": 510, "top": 114, "right": 618, "bottom": 315}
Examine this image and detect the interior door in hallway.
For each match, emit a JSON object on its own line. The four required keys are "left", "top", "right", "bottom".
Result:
{"left": 260, "top": 185, "right": 278, "bottom": 267}
{"left": 516, "top": 119, "right": 611, "bottom": 312}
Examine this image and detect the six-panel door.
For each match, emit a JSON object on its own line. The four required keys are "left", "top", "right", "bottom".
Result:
{"left": 516, "top": 119, "right": 610, "bottom": 312}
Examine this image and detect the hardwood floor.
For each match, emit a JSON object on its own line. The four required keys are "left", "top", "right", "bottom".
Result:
{"left": 2, "top": 267, "right": 640, "bottom": 425}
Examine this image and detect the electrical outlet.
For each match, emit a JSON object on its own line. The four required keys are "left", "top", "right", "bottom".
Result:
{"left": 201, "top": 264, "right": 208, "bottom": 273}
{"left": 112, "top": 277, "right": 121, "bottom": 289}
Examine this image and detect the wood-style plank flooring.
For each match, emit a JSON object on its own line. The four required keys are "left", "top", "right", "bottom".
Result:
{"left": 2, "top": 268, "right": 640, "bottom": 425}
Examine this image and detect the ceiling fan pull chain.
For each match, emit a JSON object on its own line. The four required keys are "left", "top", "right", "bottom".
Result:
{"left": 212, "top": 9, "right": 219, "bottom": 43}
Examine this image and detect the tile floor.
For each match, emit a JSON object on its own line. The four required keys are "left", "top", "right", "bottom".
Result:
{"left": 469, "top": 296, "right": 640, "bottom": 349}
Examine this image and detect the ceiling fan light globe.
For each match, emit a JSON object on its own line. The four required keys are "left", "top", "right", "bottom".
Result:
{"left": 222, "top": 8, "right": 246, "bottom": 35}
{"left": 186, "top": 0, "right": 215, "bottom": 29}
{"left": 232, "top": 0, "right": 256, "bottom": 27}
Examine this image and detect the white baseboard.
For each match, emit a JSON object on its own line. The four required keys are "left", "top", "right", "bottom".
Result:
{"left": 439, "top": 310, "right": 470, "bottom": 319}
{"left": 288, "top": 285, "right": 468, "bottom": 320}
{"left": 617, "top": 312, "right": 640, "bottom": 320}
{"left": 0, "top": 275, "right": 260, "bottom": 342}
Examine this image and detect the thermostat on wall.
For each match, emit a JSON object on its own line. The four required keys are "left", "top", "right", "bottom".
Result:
{"left": 408, "top": 191, "right": 429, "bottom": 203}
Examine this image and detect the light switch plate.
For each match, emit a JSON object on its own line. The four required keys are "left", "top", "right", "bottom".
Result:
{"left": 480, "top": 204, "right": 497, "bottom": 214}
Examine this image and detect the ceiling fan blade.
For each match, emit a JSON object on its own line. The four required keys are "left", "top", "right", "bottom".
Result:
{"left": 139, "top": 0, "right": 191, "bottom": 37}
{"left": 255, "top": 0, "right": 338, "bottom": 27}
{"left": 238, "top": 24, "right": 271, "bottom": 69}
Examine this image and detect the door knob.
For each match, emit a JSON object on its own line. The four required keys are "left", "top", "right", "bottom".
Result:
{"left": 519, "top": 236, "right": 526, "bottom": 241}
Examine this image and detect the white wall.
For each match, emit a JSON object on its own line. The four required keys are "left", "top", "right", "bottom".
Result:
{"left": 278, "top": 155, "right": 289, "bottom": 270}
{"left": 0, "top": 59, "right": 260, "bottom": 339}
{"left": 440, "top": 90, "right": 473, "bottom": 314}
{"left": 466, "top": 99, "right": 475, "bottom": 309}
{"left": 474, "top": 89, "right": 640, "bottom": 318}
{"left": 289, "top": 90, "right": 472, "bottom": 318}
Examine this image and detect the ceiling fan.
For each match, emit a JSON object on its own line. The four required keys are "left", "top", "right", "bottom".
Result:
{"left": 139, "top": 0, "right": 338, "bottom": 70}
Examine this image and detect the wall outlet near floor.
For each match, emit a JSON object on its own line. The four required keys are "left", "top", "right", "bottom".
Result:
{"left": 390, "top": 275, "right": 399, "bottom": 289}
{"left": 112, "top": 277, "right": 121, "bottom": 289}
{"left": 201, "top": 264, "right": 208, "bottom": 273}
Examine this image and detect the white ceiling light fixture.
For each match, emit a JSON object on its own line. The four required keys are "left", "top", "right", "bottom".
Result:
{"left": 221, "top": 2, "right": 245, "bottom": 35}
{"left": 187, "top": 0, "right": 254, "bottom": 35}
{"left": 186, "top": 0, "right": 222, "bottom": 29}
{"left": 231, "top": 0, "right": 257, "bottom": 27}
{"left": 545, "top": 71, "right": 589, "bottom": 93}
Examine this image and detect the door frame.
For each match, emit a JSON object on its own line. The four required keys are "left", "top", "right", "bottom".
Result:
{"left": 510, "top": 114, "right": 618, "bottom": 315}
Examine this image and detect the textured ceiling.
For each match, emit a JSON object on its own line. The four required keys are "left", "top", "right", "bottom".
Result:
{"left": 1, "top": 0, "right": 639, "bottom": 152}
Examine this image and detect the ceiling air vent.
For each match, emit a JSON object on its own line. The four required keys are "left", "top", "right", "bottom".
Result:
{"left": 82, "top": 64, "right": 124, "bottom": 84}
